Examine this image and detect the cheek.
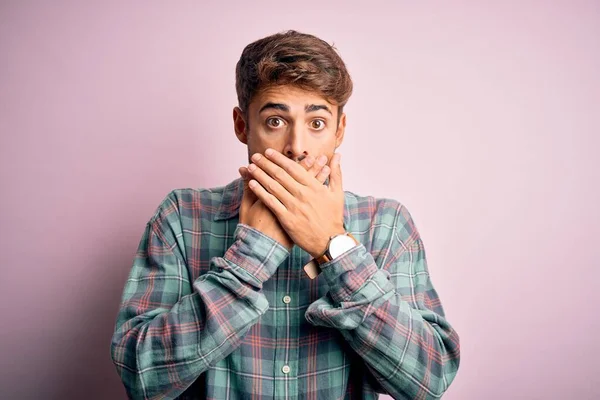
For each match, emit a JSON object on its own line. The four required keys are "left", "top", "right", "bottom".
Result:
{"left": 248, "top": 129, "right": 286, "bottom": 148}
{"left": 246, "top": 135, "right": 285, "bottom": 160}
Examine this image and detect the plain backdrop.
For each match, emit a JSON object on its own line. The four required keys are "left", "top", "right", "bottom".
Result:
{"left": 1, "top": 1, "right": 599, "bottom": 399}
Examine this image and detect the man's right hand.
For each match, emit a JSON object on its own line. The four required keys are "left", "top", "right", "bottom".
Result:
{"left": 238, "top": 154, "right": 331, "bottom": 251}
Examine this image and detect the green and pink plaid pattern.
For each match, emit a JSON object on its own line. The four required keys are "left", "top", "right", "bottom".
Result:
{"left": 111, "top": 177, "right": 460, "bottom": 399}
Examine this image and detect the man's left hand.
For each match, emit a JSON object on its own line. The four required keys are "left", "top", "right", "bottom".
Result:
{"left": 246, "top": 148, "right": 345, "bottom": 259}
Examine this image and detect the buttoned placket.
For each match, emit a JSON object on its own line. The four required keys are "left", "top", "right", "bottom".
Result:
{"left": 273, "top": 245, "right": 303, "bottom": 398}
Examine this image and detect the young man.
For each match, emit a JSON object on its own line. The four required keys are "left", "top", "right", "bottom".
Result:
{"left": 111, "top": 30, "right": 460, "bottom": 400}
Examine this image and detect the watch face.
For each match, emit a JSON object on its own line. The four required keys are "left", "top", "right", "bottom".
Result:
{"left": 329, "top": 234, "right": 357, "bottom": 259}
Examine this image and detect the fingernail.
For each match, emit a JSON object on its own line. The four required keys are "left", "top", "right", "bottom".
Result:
{"left": 265, "top": 148, "right": 274, "bottom": 156}
{"left": 251, "top": 153, "right": 262, "bottom": 162}
{"left": 248, "top": 164, "right": 256, "bottom": 172}
{"left": 305, "top": 155, "right": 314, "bottom": 166}
{"left": 318, "top": 155, "right": 327, "bottom": 165}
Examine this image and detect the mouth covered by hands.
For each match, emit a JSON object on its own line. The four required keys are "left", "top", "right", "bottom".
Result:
{"left": 244, "top": 148, "right": 345, "bottom": 259}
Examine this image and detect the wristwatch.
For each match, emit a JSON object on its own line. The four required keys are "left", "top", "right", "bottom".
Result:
{"left": 315, "top": 232, "right": 360, "bottom": 265}
{"left": 303, "top": 232, "right": 360, "bottom": 279}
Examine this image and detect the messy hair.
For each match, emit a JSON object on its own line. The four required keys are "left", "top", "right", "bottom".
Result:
{"left": 235, "top": 30, "right": 353, "bottom": 125}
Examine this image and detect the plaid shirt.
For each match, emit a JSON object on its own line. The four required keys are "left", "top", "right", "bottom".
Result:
{"left": 111, "top": 177, "right": 460, "bottom": 399}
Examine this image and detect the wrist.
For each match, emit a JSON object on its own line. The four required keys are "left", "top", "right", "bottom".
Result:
{"left": 310, "top": 225, "right": 345, "bottom": 259}
{"left": 309, "top": 236, "right": 332, "bottom": 259}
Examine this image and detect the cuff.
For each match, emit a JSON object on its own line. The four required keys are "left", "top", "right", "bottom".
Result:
{"left": 319, "top": 244, "right": 392, "bottom": 304}
{"left": 222, "top": 223, "right": 290, "bottom": 288}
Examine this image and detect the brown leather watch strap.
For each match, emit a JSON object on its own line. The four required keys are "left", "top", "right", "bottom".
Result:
{"left": 315, "top": 252, "right": 332, "bottom": 265}
{"left": 303, "top": 232, "right": 359, "bottom": 280}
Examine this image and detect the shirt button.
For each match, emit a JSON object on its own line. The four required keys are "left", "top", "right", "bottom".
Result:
{"left": 282, "top": 365, "right": 291, "bottom": 374}
{"left": 282, "top": 295, "right": 291, "bottom": 304}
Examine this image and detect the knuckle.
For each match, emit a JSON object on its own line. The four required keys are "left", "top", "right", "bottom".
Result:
{"left": 296, "top": 187, "right": 306, "bottom": 200}
{"left": 274, "top": 167, "right": 285, "bottom": 181}
{"left": 266, "top": 197, "right": 275, "bottom": 209}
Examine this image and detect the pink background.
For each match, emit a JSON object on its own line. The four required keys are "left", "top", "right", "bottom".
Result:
{"left": 1, "top": 2, "right": 598, "bottom": 399}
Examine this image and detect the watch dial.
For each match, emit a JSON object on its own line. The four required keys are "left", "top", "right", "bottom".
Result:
{"left": 329, "top": 235, "right": 357, "bottom": 259}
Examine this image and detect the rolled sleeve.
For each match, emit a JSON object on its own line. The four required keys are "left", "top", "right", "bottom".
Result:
{"left": 318, "top": 244, "right": 393, "bottom": 304}
{"left": 220, "top": 223, "right": 290, "bottom": 289}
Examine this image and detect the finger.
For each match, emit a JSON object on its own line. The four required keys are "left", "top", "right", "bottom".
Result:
{"left": 239, "top": 166, "right": 257, "bottom": 206}
{"left": 295, "top": 154, "right": 329, "bottom": 184}
{"left": 238, "top": 167, "right": 250, "bottom": 219}
{"left": 239, "top": 166, "right": 249, "bottom": 182}
{"left": 239, "top": 166, "right": 251, "bottom": 191}
{"left": 248, "top": 178, "right": 287, "bottom": 218}
{"left": 315, "top": 164, "right": 331, "bottom": 184}
{"left": 250, "top": 152, "right": 302, "bottom": 197}
{"left": 247, "top": 163, "right": 295, "bottom": 208}
{"left": 300, "top": 155, "right": 321, "bottom": 177}
{"left": 261, "top": 148, "right": 314, "bottom": 186}
{"left": 307, "top": 155, "right": 330, "bottom": 184}
{"left": 298, "top": 154, "right": 315, "bottom": 171}
{"left": 328, "top": 153, "right": 343, "bottom": 192}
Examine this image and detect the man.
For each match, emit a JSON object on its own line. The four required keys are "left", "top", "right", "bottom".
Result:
{"left": 111, "top": 30, "right": 460, "bottom": 400}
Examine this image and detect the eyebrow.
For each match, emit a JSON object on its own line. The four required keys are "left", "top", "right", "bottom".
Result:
{"left": 305, "top": 104, "right": 332, "bottom": 115}
{"left": 258, "top": 102, "right": 333, "bottom": 116}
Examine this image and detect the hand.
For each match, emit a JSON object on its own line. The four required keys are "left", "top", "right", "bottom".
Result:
{"left": 246, "top": 149, "right": 345, "bottom": 259}
{"left": 238, "top": 154, "right": 332, "bottom": 251}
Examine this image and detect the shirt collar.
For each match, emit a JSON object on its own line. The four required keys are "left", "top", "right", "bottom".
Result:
{"left": 214, "top": 176, "right": 351, "bottom": 230}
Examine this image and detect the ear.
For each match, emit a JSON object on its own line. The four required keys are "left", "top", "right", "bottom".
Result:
{"left": 233, "top": 106, "right": 248, "bottom": 145}
{"left": 334, "top": 112, "right": 346, "bottom": 148}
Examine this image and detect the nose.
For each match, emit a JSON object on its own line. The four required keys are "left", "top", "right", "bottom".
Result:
{"left": 283, "top": 125, "right": 308, "bottom": 162}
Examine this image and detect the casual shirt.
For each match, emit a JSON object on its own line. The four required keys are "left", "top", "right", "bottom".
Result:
{"left": 111, "top": 177, "right": 460, "bottom": 399}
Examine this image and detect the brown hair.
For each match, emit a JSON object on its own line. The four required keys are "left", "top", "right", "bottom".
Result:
{"left": 235, "top": 30, "right": 353, "bottom": 124}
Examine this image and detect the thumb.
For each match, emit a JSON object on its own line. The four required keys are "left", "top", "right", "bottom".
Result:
{"left": 328, "top": 153, "right": 343, "bottom": 192}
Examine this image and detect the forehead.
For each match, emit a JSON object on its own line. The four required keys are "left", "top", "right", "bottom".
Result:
{"left": 251, "top": 85, "right": 334, "bottom": 111}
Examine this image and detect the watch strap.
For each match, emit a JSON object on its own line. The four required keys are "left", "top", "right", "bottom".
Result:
{"left": 303, "top": 232, "right": 359, "bottom": 280}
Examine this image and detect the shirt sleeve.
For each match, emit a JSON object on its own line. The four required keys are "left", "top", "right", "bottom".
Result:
{"left": 111, "top": 195, "right": 289, "bottom": 400}
{"left": 304, "top": 202, "right": 461, "bottom": 400}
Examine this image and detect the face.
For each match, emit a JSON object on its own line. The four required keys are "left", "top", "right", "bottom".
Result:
{"left": 233, "top": 85, "right": 346, "bottom": 166}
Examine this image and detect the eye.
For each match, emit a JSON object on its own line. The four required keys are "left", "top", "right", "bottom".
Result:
{"left": 266, "top": 117, "right": 285, "bottom": 128}
{"left": 310, "top": 119, "right": 326, "bottom": 130}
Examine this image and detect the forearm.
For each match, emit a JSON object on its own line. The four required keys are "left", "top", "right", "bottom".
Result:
{"left": 111, "top": 223, "right": 288, "bottom": 400}
{"left": 305, "top": 242, "right": 460, "bottom": 399}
